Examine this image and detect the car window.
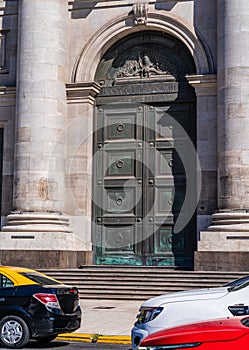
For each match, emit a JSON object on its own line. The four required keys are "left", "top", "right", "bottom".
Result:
{"left": 19, "top": 272, "right": 61, "bottom": 285}
{"left": 0, "top": 274, "right": 14, "bottom": 288}
{"left": 225, "top": 276, "right": 249, "bottom": 288}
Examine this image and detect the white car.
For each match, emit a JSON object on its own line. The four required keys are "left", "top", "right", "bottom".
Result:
{"left": 131, "top": 276, "right": 249, "bottom": 349}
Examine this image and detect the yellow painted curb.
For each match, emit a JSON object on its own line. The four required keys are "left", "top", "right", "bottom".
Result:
{"left": 56, "top": 333, "right": 131, "bottom": 345}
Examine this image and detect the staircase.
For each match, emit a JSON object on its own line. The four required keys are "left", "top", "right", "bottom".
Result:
{"left": 39, "top": 266, "right": 249, "bottom": 300}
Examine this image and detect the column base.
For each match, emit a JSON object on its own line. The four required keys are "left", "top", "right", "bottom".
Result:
{"left": 207, "top": 211, "right": 249, "bottom": 231}
{"left": 196, "top": 230, "right": 249, "bottom": 271}
{"left": 198, "top": 230, "right": 249, "bottom": 251}
{"left": 2, "top": 212, "right": 73, "bottom": 232}
{"left": 0, "top": 212, "right": 93, "bottom": 268}
{"left": 195, "top": 210, "right": 249, "bottom": 271}
{"left": 0, "top": 230, "right": 90, "bottom": 250}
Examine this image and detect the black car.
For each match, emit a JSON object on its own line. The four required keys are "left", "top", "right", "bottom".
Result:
{"left": 0, "top": 266, "right": 81, "bottom": 348}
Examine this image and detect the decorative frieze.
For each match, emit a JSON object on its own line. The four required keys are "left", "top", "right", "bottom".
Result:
{"left": 100, "top": 81, "right": 179, "bottom": 96}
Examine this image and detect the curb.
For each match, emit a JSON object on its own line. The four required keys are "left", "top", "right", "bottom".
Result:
{"left": 56, "top": 333, "right": 131, "bottom": 345}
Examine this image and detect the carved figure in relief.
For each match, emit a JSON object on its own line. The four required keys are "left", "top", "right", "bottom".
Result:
{"left": 114, "top": 51, "right": 169, "bottom": 80}
{"left": 138, "top": 53, "right": 165, "bottom": 77}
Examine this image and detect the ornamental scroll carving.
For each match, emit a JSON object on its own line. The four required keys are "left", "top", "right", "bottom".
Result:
{"left": 133, "top": 3, "right": 148, "bottom": 26}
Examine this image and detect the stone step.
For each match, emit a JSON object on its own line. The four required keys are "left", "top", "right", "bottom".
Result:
{"left": 50, "top": 276, "right": 230, "bottom": 284}
{"left": 51, "top": 279, "right": 229, "bottom": 286}
{"left": 76, "top": 285, "right": 216, "bottom": 291}
{"left": 47, "top": 274, "right": 237, "bottom": 280}
{"left": 76, "top": 288, "right": 215, "bottom": 300}
{"left": 41, "top": 269, "right": 244, "bottom": 277}
{"left": 43, "top": 266, "right": 246, "bottom": 274}
{"left": 39, "top": 266, "right": 248, "bottom": 300}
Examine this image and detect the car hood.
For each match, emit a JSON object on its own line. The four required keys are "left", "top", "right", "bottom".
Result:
{"left": 142, "top": 287, "right": 230, "bottom": 307}
{"left": 140, "top": 317, "right": 249, "bottom": 346}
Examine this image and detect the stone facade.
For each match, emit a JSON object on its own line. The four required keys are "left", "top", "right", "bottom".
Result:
{"left": 0, "top": 0, "right": 247, "bottom": 270}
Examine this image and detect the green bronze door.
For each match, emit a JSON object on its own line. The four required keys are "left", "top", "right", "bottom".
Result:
{"left": 93, "top": 104, "right": 144, "bottom": 266}
{"left": 93, "top": 30, "right": 197, "bottom": 267}
{"left": 93, "top": 102, "right": 196, "bottom": 267}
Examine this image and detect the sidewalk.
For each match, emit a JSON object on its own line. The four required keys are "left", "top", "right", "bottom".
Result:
{"left": 57, "top": 299, "right": 143, "bottom": 345}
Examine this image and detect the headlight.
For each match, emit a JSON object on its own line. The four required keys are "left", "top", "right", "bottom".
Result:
{"left": 138, "top": 343, "right": 201, "bottom": 349}
{"left": 136, "top": 307, "right": 163, "bottom": 324}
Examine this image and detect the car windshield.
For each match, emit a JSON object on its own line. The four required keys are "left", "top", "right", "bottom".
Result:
{"left": 20, "top": 272, "right": 61, "bottom": 285}
{"left": 225, "top": 275, "right": 249, "bottom": 288}
{"left": 225, "top": 276, "right": 249, "bottom": 292}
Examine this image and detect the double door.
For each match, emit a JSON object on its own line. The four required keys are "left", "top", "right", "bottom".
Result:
{"left": 93, "top": 103, "right": 196, "bottom": 267}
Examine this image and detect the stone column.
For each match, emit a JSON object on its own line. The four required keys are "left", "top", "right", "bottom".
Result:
{"left": 195, "top": 1, "right": 249, "bottom": 271}
{"left": 0, "top": 0, "right": 80, "bottom": 267}
{"left": 217, "top": 0, "right": 249, "bottom": 213}
{"left": 13, "top": 0, "right": 68, "bottom": 214}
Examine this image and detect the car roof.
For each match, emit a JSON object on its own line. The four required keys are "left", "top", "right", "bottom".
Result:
{"left": 0, "top": 266, "right": 37, "bottom": 273}
{"left": 0, "top": 265, "right": 58, "bottom": 286}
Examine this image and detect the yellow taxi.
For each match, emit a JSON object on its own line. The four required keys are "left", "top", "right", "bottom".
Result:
{"left": 0, "top": 266, "right": 81, "bottom": 348}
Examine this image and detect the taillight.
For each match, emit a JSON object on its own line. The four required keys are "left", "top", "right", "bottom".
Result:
{"left": 69, "top": 289, "right": 78, "bottom": 294}
{"left": 33, "top": 293, "right": 61, "bottom": 310}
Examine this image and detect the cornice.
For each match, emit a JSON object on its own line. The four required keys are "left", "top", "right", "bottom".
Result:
{"left": 68, "top": 0, "right": 192, "bottom": 11}
{"left": 66, "top": 82, "right": 101, "bottom": 104}
{"left": 186, "top": 74, "right": 217, "bottom": 96}
{"left": 186, "top": 74, "right": 217, "bottom": 87}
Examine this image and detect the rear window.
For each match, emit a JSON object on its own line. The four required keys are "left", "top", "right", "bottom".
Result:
{"left": 20, "top": 272, "right": 61, "bottom": 286}
{"left": 0, "top": 274, "right": 14, "bottom": 288}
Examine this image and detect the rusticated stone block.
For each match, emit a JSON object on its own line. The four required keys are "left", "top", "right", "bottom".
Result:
{"left": 0, "top": 250, "right": 93, "bottom": 269}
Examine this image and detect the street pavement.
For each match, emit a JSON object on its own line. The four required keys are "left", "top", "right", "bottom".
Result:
{"left": 57, "top": 299, "right": 143, "bottom": 346}
{"left": 25, "top": 340, "right": 131, "bottom": 349}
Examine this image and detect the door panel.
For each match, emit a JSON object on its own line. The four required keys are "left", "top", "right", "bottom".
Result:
{"left": 93, "top": 103, "right": 196, "bottom": 267}
{"left": 94, "top": 105, "right": 143, "bottom": 265}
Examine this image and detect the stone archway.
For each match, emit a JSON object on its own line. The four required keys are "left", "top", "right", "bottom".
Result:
{"left": 72, "top": 11, "right": 214, "bottom": 83}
